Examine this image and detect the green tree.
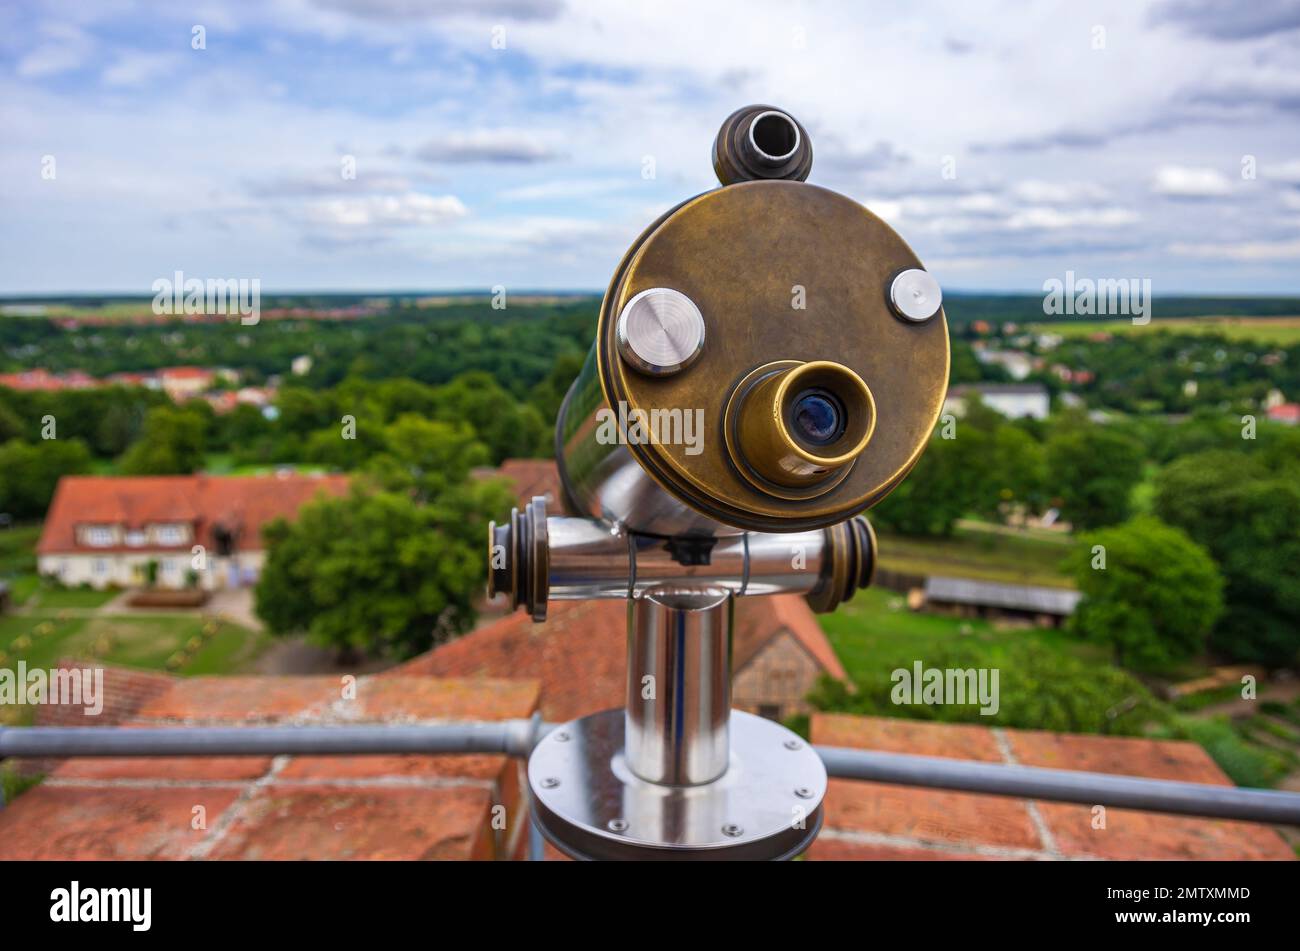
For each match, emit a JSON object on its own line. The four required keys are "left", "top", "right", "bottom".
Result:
{"left": 1067, "top": 515, "right": 1223, "bottom": 672}
{"left": 212, "top": 402, "right": 272, "bottom": 453}
{"left": 365, "top": 415, "right": 489, "bottom": 500}
{"left": 432, "top": 371, "right": 548, "bottom": 463}
{"left": 1045, "top": 424, "right": 1143, "bottom": 530}
{"left": 529, "top": 351, "right": 586, "bottom": 428}
{"left": 0, "top": 438, "right": 93, "bottom": 518}
{"left": 872, "top": 426, "right": 993, "bottom": 536}
{"left": 301, "top": 420, "right": 386, "bottom": 470}
{"left": 118, "top": 405, "right": 208, "bottom": 474}
{"left": 255, "top": 477, "right": 510, "bottom": 658}
{"left": 1154, "top": 450, "right": 1300, "bottom": 666}
{"left": 0, "top": 399, "right": 24, "bottom": 444}
{"left": 981, "top": 425, "right": 1048, "bottom": 524}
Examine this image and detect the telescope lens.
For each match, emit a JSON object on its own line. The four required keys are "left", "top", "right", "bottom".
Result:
{"left": 791, "top": 389, "right": 844, "bottom": 446}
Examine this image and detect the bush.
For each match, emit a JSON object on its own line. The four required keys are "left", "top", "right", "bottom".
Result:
{"left": 1155, "top": 716, "right": 1291, "bottom": 789}
{"left": 1154, "top": 450, "right": 1300, "bottom": 666}
{"left": 1067, "top": 515, "right": 1223, "bottom": 672}
{"left": 808, "top": 639, "right": 1160, "bottom": 736}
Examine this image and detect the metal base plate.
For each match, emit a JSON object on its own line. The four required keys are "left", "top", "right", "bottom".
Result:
{"left": 528, "top": 709, "right": 826, "bottom": 861}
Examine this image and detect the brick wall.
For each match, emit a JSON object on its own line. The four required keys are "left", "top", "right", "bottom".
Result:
{"left": 733, "top": 631, "right": 822, "bottom": 720}
{"left": 14, "top": 659, "right": 175, "bottom": 775}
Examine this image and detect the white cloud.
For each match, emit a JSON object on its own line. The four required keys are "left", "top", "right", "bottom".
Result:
{"left": 1262, "top": 159, "right": 1300, "bottom": 184}
{"left": 1012, "top": 180, "right": 1110, "bottom": 203}
{"left": 301, "top": 192, "right": 468, "bottom": 228}
{"left": 1152, "top": 165, "right": 1233, "bottom": 197}
{"left": 1170, "top": 238, "right": 1300, "bottom": 261}
{"left": 1005, "top": 206, "right": 1139, "bottom": 231}
{"left": 17, "top": 46, "right": 83, "bottom": 78}
{"left": 416, "top": 130, "right": 557, "bottom": 164}
{"left": 102, "top": 53, "right": 183, "bottom": 88}
{"left": 4, "top": 0, "right": 1300, "bottom": 292}
{"left": 498, "top": 179, "right": 633, "bottom": 202}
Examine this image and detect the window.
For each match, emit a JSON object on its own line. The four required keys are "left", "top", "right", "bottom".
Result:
{"left": 83, "top": 525, "right": 116, "bottom": 547}
{"left": 154, "top": 524, "right": 186, "bottom": 546}
{"left": 124, "top": 530, "right": 147, "bottom": 547}
{"left": 93, "top": 559, "right": 107, "bottom": 577}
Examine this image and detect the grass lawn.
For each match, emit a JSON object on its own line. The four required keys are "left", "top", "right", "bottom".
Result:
{"left": 1027, "top": 316, "right": 1300, "bottom": 345}
{"left": 816, "top": 587, "right": 1292, "bottom": 788}
{"left": 0, "top": 609, "right": 269, "bottom": 715}
{"left": 819, "top": 587, "right": 1105, "bottom": 681}
{"left": 875, "top": 521, "right": 1076, "bottom": 589}
{"left": 20, "top": 585, "right": 120, "bottom": 611}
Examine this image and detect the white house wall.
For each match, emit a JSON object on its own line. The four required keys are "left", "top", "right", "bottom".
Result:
{"left": 37, "top": 551, "right": 267, "bottom": 591}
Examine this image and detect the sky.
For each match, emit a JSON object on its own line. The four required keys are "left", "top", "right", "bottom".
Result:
{"left": 1, "top": 0, "right": 1299, "bottom": 296}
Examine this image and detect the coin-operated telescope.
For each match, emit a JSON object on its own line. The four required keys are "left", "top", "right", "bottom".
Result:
{"left": 490, "top": 105, "right": 949, "bottom": 859}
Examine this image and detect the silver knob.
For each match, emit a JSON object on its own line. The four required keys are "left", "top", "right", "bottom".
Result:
{"left": 889, "top": 268, "right": 942, "bottom": 323}
{"left": 616, "top": 287, "right": 706, "bottom": 376}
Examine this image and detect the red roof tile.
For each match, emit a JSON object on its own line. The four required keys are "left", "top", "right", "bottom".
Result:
{"left": 395, "top": 594, "right": 847, "bottom": 722}
{"left": 475, "top": 457, "right": 567, "bottom": 510}
{"left": 809, "top": 713, "right": 1294, "bottom": 861}
{"left": 203, "top": 785, "right": 495, "bottom": 861}
{"left": 394, "top": 600, "right": 627, "bottom": 722}
{"left": 0, "top": 664, "right": 540, "bottom": 861}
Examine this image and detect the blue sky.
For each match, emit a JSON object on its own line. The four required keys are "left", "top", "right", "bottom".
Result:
{"left": 2, "top": 0, "right": 1299, "bottom": 295}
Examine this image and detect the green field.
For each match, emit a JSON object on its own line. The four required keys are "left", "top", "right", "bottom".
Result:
{"left": 0, "top": 612, "right": 266, "bottom": 684}
{"left": 874, "top": 521, "right": 1076, "bottom": 589}
{"left": 819, "top": 586, "right": 1105, "bottom": 677}
{"left": 1029, "top": 316, "right": 1300, "bottom": 345}
{"left": 0, "top": 600, "right": 269, "bottom": 727}
{"left": 201, "top": 452, "right": 328, "bottom": 476}
{"left": 815, "top": 587, "right": 1293, "bottom": 788}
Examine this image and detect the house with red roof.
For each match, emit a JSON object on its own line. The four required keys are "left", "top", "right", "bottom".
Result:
{"left": 1267, "top": 402, "right": 1300, "bottom": 426}
{"left": 36, "top": 473, "right": 349, "bottom": 591}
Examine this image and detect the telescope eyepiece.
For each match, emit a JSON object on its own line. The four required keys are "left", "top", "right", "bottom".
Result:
{"left": 789, "top": 389, "right": 845, "bottom": 447}
{"left": 725, "top": 359, "right": 876, "bottom": 497}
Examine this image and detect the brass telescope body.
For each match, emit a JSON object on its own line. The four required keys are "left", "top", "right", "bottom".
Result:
{"left": 555, "top": 135, "right": 949, "bottom": 537}
{"left": 493, "top": 104, "right": 950, "bottom": 861}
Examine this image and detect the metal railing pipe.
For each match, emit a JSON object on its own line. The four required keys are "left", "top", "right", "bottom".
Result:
{"left": 816, "top": 744, "right": 1300, "bottom": 826}
{"left": 6, "top": 724, "right": 1300, "bottom": 826}
{"left": 0, "top": 721, "right": 543, "bottom": 760}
